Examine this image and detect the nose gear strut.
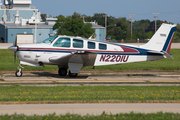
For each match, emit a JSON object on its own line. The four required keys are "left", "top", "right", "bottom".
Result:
{"left": 15, "top": 64, "right": 23, "bottom": 77}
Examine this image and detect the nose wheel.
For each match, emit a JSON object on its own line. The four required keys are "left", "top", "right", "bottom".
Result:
{"left": 15, "top": 64, "right": 23, "bottom": 77}
{"left": 15, "top": 70, "right": 22, "bottom": 77}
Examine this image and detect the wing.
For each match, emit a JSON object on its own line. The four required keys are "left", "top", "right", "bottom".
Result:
{"left": 49, "top": 50, "right": 97, "bottom": 73}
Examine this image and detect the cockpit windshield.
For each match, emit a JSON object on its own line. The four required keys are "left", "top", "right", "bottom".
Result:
{"left": 42, "top": 35, "right": 58, "bottom": 45}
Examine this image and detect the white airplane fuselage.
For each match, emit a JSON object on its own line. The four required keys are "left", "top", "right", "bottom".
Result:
{"left": 8, "top": 23, "right": 177, "bottom": 77}
{"left": 17, "top": 40, "right": 164, "bottom": 67}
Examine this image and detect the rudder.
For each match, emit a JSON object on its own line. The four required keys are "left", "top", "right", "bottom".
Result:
{"left": 141, "top": 23, "right": 176, "bottom": 53}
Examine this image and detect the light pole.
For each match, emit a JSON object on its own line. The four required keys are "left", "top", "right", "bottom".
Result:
{"left": 153, "top": 13, "right": 159, "bottom": 32}
{"left": 129, "top": 14, "right": 134, "bottom": 40}
{"left": 103, "top": 14, "right": 108, "bottom": 39}
{"left": 34, "top": 10, "right": 39, "bottom": 43}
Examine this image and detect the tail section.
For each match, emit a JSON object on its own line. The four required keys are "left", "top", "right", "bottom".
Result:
{"left": 141, "top": 23, "right": 176, "bottom": 53}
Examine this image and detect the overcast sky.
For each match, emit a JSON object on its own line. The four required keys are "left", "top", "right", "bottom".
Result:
{"left": 32, "top": 0, "right": 180, "bottom": 24}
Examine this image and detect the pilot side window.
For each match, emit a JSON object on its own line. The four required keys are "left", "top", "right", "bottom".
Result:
{"left": 88, "top": 41, "right": 95, "bottom": 49}
{"left": 53, "top": 38, "right": 70, "bottom": 47}
{"left": 99, "top": 43, "right": 107, "bottom": 50}
{"left": 42, "top": 35, "right": 58, "bottom": 45}
{"left": 73, "top": 39, "right": 83, "bottom": 48}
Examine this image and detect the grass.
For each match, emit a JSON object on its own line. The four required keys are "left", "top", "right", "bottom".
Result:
{"left": 1, "top": 49, "right": 180, "bottom": 71}
{"left": 0, "top": 86, "right": 179, "bottom": 102}
{"left": 0, "top": 112, "right": 180, "bottom": 120}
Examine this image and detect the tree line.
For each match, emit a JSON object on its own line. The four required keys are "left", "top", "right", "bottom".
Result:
{"left": 41, "top": 12, "right": 180, "bottom": 41}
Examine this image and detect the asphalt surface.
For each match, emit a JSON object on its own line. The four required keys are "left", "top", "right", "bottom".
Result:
{"left": 1, "top": 71, "right": 180, "bottom": 85}
{"left": 0, "top": 103, "right": 180, "bottom": 115}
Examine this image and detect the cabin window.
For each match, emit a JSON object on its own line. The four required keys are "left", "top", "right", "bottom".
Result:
{"left": 99, "top": 43, "right": 107, "bottom": 50}
{"left": 42, "top": 35, "right": 58, "bottom": 45}
{"left": 73, "top": 39, "right": 83, "bottom": 48}
{"left": 88, "top": 41, "right": 95, "bottom": 49}
{"left": 53, "top": 37, "right": 70, "bottom": 47}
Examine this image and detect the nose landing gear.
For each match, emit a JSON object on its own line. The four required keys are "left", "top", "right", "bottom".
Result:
{"left": 15, "top": 64, "right": 23, "bottom": 77}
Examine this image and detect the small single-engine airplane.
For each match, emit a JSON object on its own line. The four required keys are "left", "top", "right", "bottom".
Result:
{"left": 8, "top": 23, "right": 176, "bottom": 77}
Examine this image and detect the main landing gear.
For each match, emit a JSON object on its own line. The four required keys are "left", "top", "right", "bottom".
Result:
{"left": 15, "top": 64, "right": 23, "bottom": 77}
{"left": 58, "top": 67, "right": 67, "bottom": 76}
{"left": 58, "top": 67, "right": 77, "bottom": 77}
{"left": 69, "top": 71, "right": 77, "bottom": 77}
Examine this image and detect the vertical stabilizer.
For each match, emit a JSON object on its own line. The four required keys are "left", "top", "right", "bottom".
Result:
{"left": 141, "top": 23, "right": 176, "bottom": 53}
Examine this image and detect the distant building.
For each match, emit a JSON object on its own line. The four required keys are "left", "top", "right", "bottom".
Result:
{"left": 0, "top": 0, "right": 57, "bottom": 43}
{"left": 0, "top": 0, "right": 105, "bottom": 43}
{"left": 85, "top": 21, "right": 105, "bottom": 42}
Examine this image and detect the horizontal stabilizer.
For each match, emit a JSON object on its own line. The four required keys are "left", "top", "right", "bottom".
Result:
{"left": 147, "top": 51, "right": 172, "bottom": 58}
{"left": 147, "top": 51, "right": 164, "bottom": 55}
{"left": 163, "top": 52, "right": 172, "bottom": 58}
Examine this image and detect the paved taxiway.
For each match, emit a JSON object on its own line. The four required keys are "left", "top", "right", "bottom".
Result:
{"left": 1, "top": 71, "right": 180, "bottom": 85}
{"left": 0, "top": 103, "right": 180, "bottom": 115}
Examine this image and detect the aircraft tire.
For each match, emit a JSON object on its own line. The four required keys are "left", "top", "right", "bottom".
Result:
{"left": 69, "top": 71, "right": 77, "bottom": 77}
{"left": 58, "top": 67, "right": 67, "bottom": 76}
{"left": 15, "top": 70, "right": 22, "bottom": 77}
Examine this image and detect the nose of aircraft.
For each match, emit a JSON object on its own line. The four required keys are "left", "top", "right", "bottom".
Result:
{"left": 8, "top": 46, "right": 18, "bottom": 52}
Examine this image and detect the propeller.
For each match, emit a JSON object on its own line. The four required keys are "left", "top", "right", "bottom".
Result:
{"left": 8, "top": 37, "right": 18, "bottom": 65}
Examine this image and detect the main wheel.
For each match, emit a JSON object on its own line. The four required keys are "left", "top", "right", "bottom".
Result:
{"left": 15, "top": 70, "right": 22, "bottom": 77}
{"left": 58, "top": 67, "right": 67, "bottom": 76}
{"left": 69, "top": 71, "right": 77, "bottom": 77}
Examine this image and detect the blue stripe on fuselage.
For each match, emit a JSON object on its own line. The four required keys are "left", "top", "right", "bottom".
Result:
{"left": 18, "top": 48, "right": 152, "bottom": 56}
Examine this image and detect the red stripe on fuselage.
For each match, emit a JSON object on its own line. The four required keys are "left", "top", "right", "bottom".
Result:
{"left": 18, "top": 46, "right": 139, "bottom": 54}
{"left": 121, "top": 46, "right": 139, "bottom": 53}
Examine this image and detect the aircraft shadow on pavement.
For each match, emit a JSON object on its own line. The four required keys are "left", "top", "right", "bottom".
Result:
{"left": 30, "top": 72, "right": 157, "bottom": 79}
{"left": 31, "top": 72, "right": 89, "bottom": 79}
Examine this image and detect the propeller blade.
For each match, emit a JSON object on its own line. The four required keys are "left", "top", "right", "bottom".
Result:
{"left": 14, "top": 36, "right": 17, "bottom": 47}
{"left": 14, "top": 51, "right": 16, "bottom": 65}
{"left": 9, "top": 37, "right": 18, "bottom": 65}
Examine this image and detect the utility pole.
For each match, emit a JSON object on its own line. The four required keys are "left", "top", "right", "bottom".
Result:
{"left": 34, "top": 12, "right": 37, "bottom": 43}
{"left": 129, "top": 14, "right": 134, "bottom": 40}
{"left": 103, "top": 14, "right": 108, "bottom": 38}
{"left": 81, "top": 16, "right": 86, "bottom": 22}
{"left": 153, "top": 13, "right": 159, "bottom": 32}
